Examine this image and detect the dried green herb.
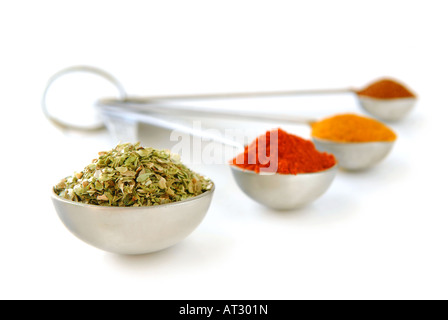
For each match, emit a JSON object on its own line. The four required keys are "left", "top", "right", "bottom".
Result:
{"left": 54, "top": 142, "right": 212, "bottom": 207}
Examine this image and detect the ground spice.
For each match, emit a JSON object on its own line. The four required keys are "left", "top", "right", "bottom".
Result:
{"left": 311, "top": 113, "right": 397, "bottom": 143}
{"left": 231, "top": 128, "right": 336, "bottom": 174}
{"left": 357, "top": 78, "right": 416, "bottom": 99}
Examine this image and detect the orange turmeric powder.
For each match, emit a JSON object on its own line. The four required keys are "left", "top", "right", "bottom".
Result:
{"left": 357, "top": 78, "right": 415, "bottom": 99}
{"left": 311, "top": 114, "right": 397, "bottom": 143}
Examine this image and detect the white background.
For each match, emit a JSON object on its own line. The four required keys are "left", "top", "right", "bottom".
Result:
{"left": 1, "top": 0, "right": 447, "bottom": 300}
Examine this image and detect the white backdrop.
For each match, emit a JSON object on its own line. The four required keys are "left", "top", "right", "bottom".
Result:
{"left": 1, "top": 0, "right": 447, "bottom": 300}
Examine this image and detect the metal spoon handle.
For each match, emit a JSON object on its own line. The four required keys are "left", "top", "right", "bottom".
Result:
{"left": 123, "top": 88, "right": 353, "bottom": 101}
{"left": 98, "top": 98, "right": 317, "bottom": 126}
{"left": 99, "top": 105, "right": 245, "bottom": 150}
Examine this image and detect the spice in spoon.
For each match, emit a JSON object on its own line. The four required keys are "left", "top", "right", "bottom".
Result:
{"left": 54, "top": 142, "right": 212, "bottom": 207}
{"left": 231, "top": 128, "right": 336, "bottom": 174}
{"left": 356, "top": 78, "right": 416, "bottom": 99}
{"left": 311, "top": 113, "right": 397, "bottom": 143}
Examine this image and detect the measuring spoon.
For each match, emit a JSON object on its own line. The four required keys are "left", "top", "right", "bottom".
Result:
{"left": 127, "top": 79, "right": 416, "bottom": 122}
{"left": 98, "top": 99, "right": 396, "bottom": 171}
{"left": 98, "top": 106, "right": 339, "bottom": 210}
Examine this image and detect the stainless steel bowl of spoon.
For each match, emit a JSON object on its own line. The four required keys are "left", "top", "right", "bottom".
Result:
{"left": 230, "top": 164, "right": 338, "bottom": 210}
{"left": 51, "top": 183, "right": 215, "bottom": 255}
{"left": 357, "top": 96, "right": 416, "bottom": 122}
{"left": 312, "top": 138, "right": 395, "bottom": 171}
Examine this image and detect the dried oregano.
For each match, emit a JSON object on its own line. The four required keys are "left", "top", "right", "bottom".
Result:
{"left": 54, "top": 142, "right": 212, "bottom": 207}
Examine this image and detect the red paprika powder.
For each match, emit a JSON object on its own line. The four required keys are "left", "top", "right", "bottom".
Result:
{"left": 231, "top": 128, "right": 336, "bottom": 174}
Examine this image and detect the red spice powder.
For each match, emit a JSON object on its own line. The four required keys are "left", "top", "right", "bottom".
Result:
{"left": 231, "top": 128, "right": 336, "bottom": 174}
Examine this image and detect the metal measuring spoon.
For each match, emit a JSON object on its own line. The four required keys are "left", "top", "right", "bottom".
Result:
{"left": 311, "top": 138, "right": 395, "bottom": 171}
{"left": 42, "top": 66, "right": 416, "bottom": 131}
{"left": 357, "top": 95, "right": 416, "bottom": 122}
{"left": 99, "top": 104, "right": 393, "bottom": 210}
{"left": 230, "top": 164, "right": 338, "bottom": 210}
{"left": 96, "top": 105, "right": 339, "bottom": 210}
{"left": 98, "top": 99, "right": 396, "bottom": 171}
{"left": 124, "top": 79, "right": 416, "bottom": 122}
{"left": 51, "top": 183, "right": 215, "bottom": 255}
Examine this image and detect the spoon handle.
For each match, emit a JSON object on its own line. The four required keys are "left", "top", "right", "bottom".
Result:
{"left": 122, "top": 88, "right": 353, "bottom": 101}
{"left": 98, "top": 98, "right": 317, "bottom": 126}
{"left": 99, "top": 105, "right": 245, "bottom": 150}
